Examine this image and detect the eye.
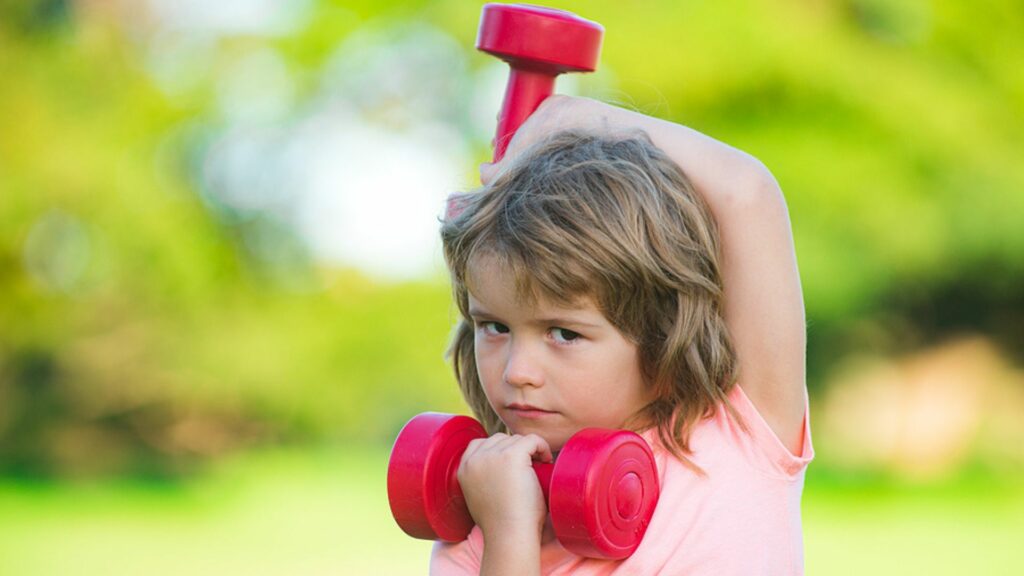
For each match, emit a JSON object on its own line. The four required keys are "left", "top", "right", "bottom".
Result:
{"left": 550, "top": 327, "right": 581, "bottom": 344}
{"left": 478, "top": 321, "right": 509, "bottom": 336}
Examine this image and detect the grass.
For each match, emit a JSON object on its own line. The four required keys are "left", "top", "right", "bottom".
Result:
{"left": 0, "top": 447, "right": 432, "bottom": 575}
{"left": 803, "top": 472, "right": 1024, "bottom": 575}
{"left": 0, "top": 448, "right": 1021, "bottom": 575}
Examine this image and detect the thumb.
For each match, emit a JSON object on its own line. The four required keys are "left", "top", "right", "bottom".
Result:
{"left": 479, "top": 162, "right": 499, "bottom": 185}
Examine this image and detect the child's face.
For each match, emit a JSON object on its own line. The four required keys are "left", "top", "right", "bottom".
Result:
{"left": 467, "top": 257, "right": 652, "bottom": 452}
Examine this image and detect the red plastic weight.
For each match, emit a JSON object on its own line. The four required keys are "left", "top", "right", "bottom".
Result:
{"left": 386, "top": 413, "right": 487, "bottom": 541}
{"left": 476, "top": 3, "right": 603, "bottom": 161}
{"left": 550, "top": 428, "right": 660, "bottom": 559}
{"left": 387, "top": 413, "right": 660, "bottom": 559}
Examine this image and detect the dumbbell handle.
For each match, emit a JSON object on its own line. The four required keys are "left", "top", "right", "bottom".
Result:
{"left": 475, "top": 4, "right": 603, "bottom": 162}
{"left": 532, "top": 459, "right": 555, "bottom": 504}
{"left": 492, "top": 70, "right": 556, "bottom": 161}
{"left": 444, "top": 445, "right": 555, "bottom": 507}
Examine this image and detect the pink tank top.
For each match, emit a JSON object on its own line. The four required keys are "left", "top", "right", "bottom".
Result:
{"left": 431, "top": 383, "right": 814, "bottom": 575}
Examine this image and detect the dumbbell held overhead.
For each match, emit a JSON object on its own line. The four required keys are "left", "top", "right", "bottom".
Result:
{"left": 386, "top": 413, "right": 660, "bottom": 559}
{"left": 476, "top": 3, "right": 603, "bottom": 161}
{"left": 447, "top": 3, "right": 602, "bottom": 219}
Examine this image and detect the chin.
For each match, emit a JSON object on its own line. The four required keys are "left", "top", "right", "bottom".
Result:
{"left": 504, "top": 424, "right": 566, "bottom": 451}
{"left": 536, "top": 430, "right": 569, "bottom": 453}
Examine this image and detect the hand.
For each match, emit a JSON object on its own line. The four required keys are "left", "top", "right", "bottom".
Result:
{"left": 480, "top": 95, "right": 615, "bottom": 185}
{"left": 457, "top": 432, "right": 553, "bottom": 542}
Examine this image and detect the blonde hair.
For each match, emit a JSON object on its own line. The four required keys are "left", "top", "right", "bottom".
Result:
{"left": 441, "top": 129, "right": 743, "bottom": 473}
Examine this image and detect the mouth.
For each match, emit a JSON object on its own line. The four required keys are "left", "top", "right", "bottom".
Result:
{"left": 506, "top": 403, "right": 558, "bottom": 419}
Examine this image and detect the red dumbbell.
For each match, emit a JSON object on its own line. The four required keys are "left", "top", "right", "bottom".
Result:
{"left": 476, "top": 3, "right": 604, "bottom": 161}
{"left": 387, "top": 413, "right": 660, "bottom": 559}
{"left": 446, "top": 4, "right": 603, "bottom": 220}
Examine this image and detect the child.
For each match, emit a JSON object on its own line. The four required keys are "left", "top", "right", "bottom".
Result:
{"left": 433, "top": 95, "right": 813, "bottom": 575}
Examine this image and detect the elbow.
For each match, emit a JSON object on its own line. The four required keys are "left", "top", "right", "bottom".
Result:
{"left": 748, "top": 158, "right": 782, "bottom": 195}
{"left": 723, "top": 158, "right": 787, "bottom": 212}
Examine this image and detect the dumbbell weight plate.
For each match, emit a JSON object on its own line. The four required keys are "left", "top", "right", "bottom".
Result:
{"left": 387, "top": 413, "right": 488, "bottom": 541}
{"left": 476, "top": 3, "right": 603, "bottom": 74}
{"left": 549, "top": 429, "right": 660, "bottom": 559}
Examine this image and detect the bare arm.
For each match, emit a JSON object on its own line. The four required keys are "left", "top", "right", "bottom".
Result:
{"left": 480, "top": 531, "right": 542, "bottom": 576}
{"left": 603, "top": 103, "right": 807, "bottom": 454}
{"left": 481, "top": 96, "right": 808, "bottom": 454}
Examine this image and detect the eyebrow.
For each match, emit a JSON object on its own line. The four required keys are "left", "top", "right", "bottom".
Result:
{"left": 468, "top": 306, "right": 602, "bottom": 330}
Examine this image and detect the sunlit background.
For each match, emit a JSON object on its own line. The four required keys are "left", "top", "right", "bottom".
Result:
{"left": 1, "top": 0, "right": 1023, "bottom": 574}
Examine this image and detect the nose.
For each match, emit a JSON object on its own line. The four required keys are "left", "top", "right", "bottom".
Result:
{"left": 503, "top": 338, "right": 543, "bottom": 389}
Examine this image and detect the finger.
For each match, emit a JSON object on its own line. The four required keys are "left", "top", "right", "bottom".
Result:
{"left": 460, "top": 433, "right": 506, "bottom": 473}
{"left": 479, "top": 432, "right": 510, "bottom": 451}
{"left": 470, "top": 432, "right": 515, "bottom": 456}
{"left": 515, "top": 434, "right": 554, "bottom": 463}
{"left": 535, "top": 94, "right": 572, "bottom": 121}
{"left": 479, "top": 161, "right": 499, "bottom": 185}
{"left": 469, "top": 431, "right": 508, "bottom": 454}
{"left": 460, "top": 437, "right": 486, "bottom": 466}
{"left": 492, "top": 433, "right": 522, "bottom": 451}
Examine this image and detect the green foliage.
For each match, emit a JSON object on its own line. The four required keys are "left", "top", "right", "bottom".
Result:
{"left": 550, "top": 0, "right": 1024, "bottom": 382}
{"left": 2, "top": 0, "right": 1022, "bottom": 476}
{"left": 0, "top": 6, "right": 464, "bottom": 476}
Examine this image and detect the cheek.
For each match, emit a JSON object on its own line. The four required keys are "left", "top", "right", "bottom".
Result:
{"left": 473, "top": 338, "right": 503, "bottom": 385}
{"left": 586, "top": 346, "right": 646, "bottom": 401}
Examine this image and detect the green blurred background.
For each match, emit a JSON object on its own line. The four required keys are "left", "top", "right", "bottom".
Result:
{"left": 1, "top": 0, "right": 1022, "bottom": 574}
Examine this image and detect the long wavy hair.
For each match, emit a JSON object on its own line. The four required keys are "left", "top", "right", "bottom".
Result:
{"left": 441, "top": 128, "right": 744, "bottom": 473}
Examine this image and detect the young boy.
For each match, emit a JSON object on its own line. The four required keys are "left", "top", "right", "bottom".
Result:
{"left": 434, "top": 95, "right": 811, "bottom": 574}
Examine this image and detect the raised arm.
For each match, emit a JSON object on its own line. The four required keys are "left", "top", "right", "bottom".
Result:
{"left": 481, "top": 96, "right": 808, "bottom": 454}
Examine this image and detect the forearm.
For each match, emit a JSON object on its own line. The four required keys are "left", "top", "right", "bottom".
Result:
{"left": 480, "top": 530, "right": 542, "bottom": 576}
{"left": 592, "top": 100, "right": 775, "bottom": 205}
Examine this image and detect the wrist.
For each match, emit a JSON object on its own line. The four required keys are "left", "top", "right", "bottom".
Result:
{"left": 481, "top": 527, "right": 542, "bottom": 576}
{"left": 480, "top": 516, "right": 544, "bottom": 546}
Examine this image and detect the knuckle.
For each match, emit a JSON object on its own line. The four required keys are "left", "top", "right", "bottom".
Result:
{"left": 543, "top": 94, "right": 565, "bottom": 107}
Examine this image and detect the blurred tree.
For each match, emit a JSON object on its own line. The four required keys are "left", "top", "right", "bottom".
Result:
{"left": 1, "top": 0, "right": 1022, "bottom": 478}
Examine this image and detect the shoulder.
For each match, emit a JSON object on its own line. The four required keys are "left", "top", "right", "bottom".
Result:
{"left": 643, "top": 385, "right": 814, "bottom": 481}
{"left": 722, "top": 383, "right": 814, "bottom": 478}
{"left": 631, "top": 406, "right": 811, "bottom": 574}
